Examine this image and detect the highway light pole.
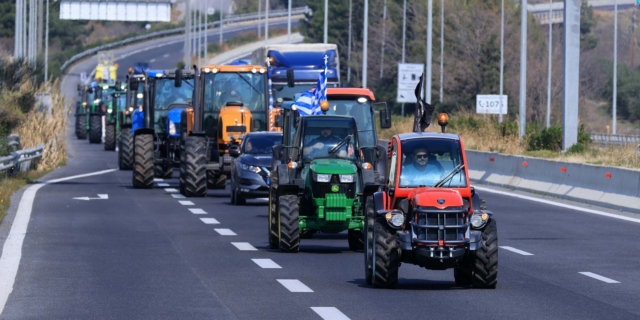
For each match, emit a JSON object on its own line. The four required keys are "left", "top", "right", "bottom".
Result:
{"left": 499, "top": 0, "right": 504, "bottom": 123}
{"left": 184, "top": 0, "right": 190, "bottom": 67}
{"left": 219, "top": 0, "right": 223, "bottom": 45}
{"left": 323, "top": 0, "right": 328, "bottom": 44}
{"left": 14, "top": 0, "right": 21, "bottom": 57}
{"left": 380, "top": 0, "right": 386, "bottom": 78}
{"left": 439, "top": 0, "right": 443, "bottom": 103}
{"left": 519, "top": 0, "right": 527, "bottom": 138}
{"left": 347, "top": 0, "right": 352, "bottom": 84}
{"left": 562, "top": 0, "right": 580, "bottom": 150}
{"left": 44, "top": 0, "right": 49, "bottom": 82}
{"left": 401, "top": 0, "right": 406, "bottom": 116}
{"left": 425, "top": 0, "right": 432, "bottom": 104}
{"left": 265, "top": 0, "right": 269, "bottom": 44}
{"left": 613, "top": 0, "right": 618, "bottom": 134}
{"left": 546, "top": 0, "right": 552, "bottom": 128}
{"left": 362, "top": 0, "right": 368, "bottom": 88}
{"left": 258, "top": 0, "right": 261, "bottom": 37}
{"left": 287, "top": 0, "right": 291, "bottom": 43}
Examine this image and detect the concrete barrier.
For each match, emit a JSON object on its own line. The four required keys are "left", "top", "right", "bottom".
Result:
{"left": 466, "top": 150, "right": 640, "bottom": 214}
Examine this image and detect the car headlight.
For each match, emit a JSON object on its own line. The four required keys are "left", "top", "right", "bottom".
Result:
{"left": 241, "top": 163, "right": 261, "bottom": 173}
{"left": 339, "top": 174, "right": 354, "bottom": 183}
{"left": 169, "top": 121, "right": 176, "bottom": 135}
{"left": 470, "top": 212, "right": 489, "bottom": 229}
{"left": 314, "top": 173, "right": 331, "bottom": 182}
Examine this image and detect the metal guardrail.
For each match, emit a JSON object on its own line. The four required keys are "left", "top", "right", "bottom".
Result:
{"left": 0, "top": 144, "right": 44, "bottom": 179}
{"left": 60, "top": 6, "right": 309, "bottom": 72}
{"left": 590, "top": 133, "right": 640, "bottom": 145}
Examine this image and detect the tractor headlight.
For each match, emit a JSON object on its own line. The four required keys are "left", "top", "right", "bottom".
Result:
{"left": 94, "top": 99, "right": 101, "bottom": 104}
{"left": 129, "top": 106, "right": 134, "bottom": 112}
{"left": 107, "top": 108, "right": 113, "bottom": 114}
{"left": 385, "top": 211, "right": 405, "bottom": 228}
{"left": 169, "top": 121, "right": 176, "bottom": 135}
{"left": 339, "top": 174, "right": 354, "bottom": 183}
{"left": 241, "top": 163, "right": 261, "bottom": 173}
{"left": 314, "top": 173, "right": 331, "bottom": 183}
{"left": 470, "top": 213, "right": 488, "bottom": 229}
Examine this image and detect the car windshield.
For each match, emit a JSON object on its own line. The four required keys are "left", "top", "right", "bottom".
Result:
{"left": 242, "top": 134, "right": 282, "bottom": 154}
{"left": 399, "top": 139, "right": 467, "bottom": 188}
{"left": 154, "top": 79, "right": 193, "bottom": 110}
{"left": 301, "top": 118, "right": 357, "bottom": 161}
{"left": 325, "top": 99, "right": 375, "bottom": 147}
{"left": 272, "top": 84, "right": 314, "bottom": 102}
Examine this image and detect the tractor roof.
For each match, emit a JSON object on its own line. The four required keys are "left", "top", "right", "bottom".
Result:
{"left": 396, "top": 132, "right": 461, "bottom": 141}
{"left": 201, "top": 64, "right": 266, "bottom": 73}
{"left": 327, "top": 88, "right": 375, "bottom": 100}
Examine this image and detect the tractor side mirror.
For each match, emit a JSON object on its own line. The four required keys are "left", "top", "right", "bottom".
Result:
{"left": 229, "top": 145, "right": 241, "bottom": 158}
{"left": 272, "top": 144, "right": 285, "bottom": 161}
{"left": 275, "top": 114, "right": 283, "bottom": 128}
{"left": 129, "top": 80, "right": 139, "bottom": 91}
{"left": 175, "top": 69, "right": 182, "bottom": 87}
{"left": 77, "top": 84, "right": 82, "bottom": 91}
{"left": 379, "top": 107, "right": 391, "bottom": 129}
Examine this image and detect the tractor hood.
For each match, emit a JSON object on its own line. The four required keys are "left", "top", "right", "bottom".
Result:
{"left": 309, "top": 159, "right": 356, "bottom": 175}
{"left": 239, "top": 154, "right": 272, "bottom": 168}
{"left": 410, "top": 188, "right": 464, "bottom": 210}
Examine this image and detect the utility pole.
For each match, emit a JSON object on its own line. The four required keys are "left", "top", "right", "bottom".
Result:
{"left": 37, "top": 0, "right": 43, "bottom": 55}
{"left": 204, "top": 0, "right": 207, "bottom": 64}
{"left": 287, "top": 0, "right": 291, "bottom": 43}
{"left": 219, "top": 0, "right": 223, "bottom": 45}
{"left": 613, "top": 0, "right": 618, "bottom": 134}
{"left": 184, "top": 0, "right": 191, "bottom": 67}
{"left": 401, "top": 0, "right": 406, "bottom": 117}
{"left": 258, "top": 0, "right": 261, "bottom": 37}
{"left": 44, "top": 0, "right": 49, "bottom": 82}
{"left": 265, "top": 0, "right": 269, "bottom": 44}
{"left": 347, "top": 0, "right": 352, "bottom": 84}
{"left": 519, "top": 0, "right": 527, "bottom": 138}
{"left": 324, "top": 0, "right": 328, "bottom": 44}
{"left": 380, "top": 0, "right": 386, "bottom": 78}
{"left": 14, "top": 0, "right": 21, "bottom": 57}
{"left": 439, "top": 0, "right": 443, "bottom": 103}
{"left": 197, "top": 1, "right": 201, "bottom": 68}
{"left": 546, "top": 0, "right": 553, "bottom": 128}
{"left": 562, "top": 0, "right": 580, "bottom": 150}
{"left": 499, "top": 0, "right": 504, "bottom": 122}
{"left": 425, "top": 0, "right": 433, "bottom": 104}
{"left": 362, "top": 0, "right": 368, "bottom": 88}
{"left": 631, "top": 6, "right": 637, "bottom": 70}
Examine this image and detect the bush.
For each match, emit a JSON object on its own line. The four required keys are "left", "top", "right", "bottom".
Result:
{"left": 528, "top": 125, "right": 563, "bottom": 151}
{"left": 566, "top": 143, "right": 587, "bottom": 154}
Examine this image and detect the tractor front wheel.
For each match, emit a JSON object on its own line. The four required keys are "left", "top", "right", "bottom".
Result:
{"left": 76, "top": 115, "right": 87, "bottom": 139}
{"left": 207, "top": 170, "right": 227, "bottom": 189}
{"left": 364, "top": 196, "right": 375, "bottom": 285}
{"left": 372, "top": 218, "right": 399, "bottom": 288}
{"left": 470, "top": 219, "right": 498, "bottom": 289}
{"left": 278, "top": 195, "right": 300, "bottom": 253}
{"left": 89, "top": 114, "right": 102, "bottom": 144}
{"left": 268, "top": 189, "right": 279, "bottom": 249}
{"left": 132, "top": 134, "right": 154, "bottom": 189}
{"left": 104, "top": 124, "right": 116, "bottom": 150}
{"left": 119, "top": 128, "right": 133, "bottom": 170}
{"left": 155, "top": 164, "right": 172, "bottom": 179}
{"left": 182, "top": 136, "right": 206, "bottom": 197}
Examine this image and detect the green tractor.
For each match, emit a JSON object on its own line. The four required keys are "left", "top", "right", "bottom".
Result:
{"left": 104, "top": 82, "right": 127, "bottom": 151}
{"left": 74, "top": 83, "right": 91, "bottom": 140}
{"left": 268, "top": 103, "right": 385, "bottom": 252}
{"left": 118, "top": 73, "right": 145, "bottom": 170}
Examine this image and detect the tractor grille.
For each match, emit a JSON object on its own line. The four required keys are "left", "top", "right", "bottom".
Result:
{"left": 411, "top": 206, "right": 469, "bottom": 245}
{"left": 311, "top": 181, "right": 355, "bottom": 199}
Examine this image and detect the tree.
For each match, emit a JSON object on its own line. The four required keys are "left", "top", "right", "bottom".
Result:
{"left": 580, "top": 0, "right": 598, "bottom": 50}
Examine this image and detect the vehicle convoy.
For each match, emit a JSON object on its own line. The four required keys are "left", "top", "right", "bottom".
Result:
{"left": 131, "top": 68, "right": 195, "bottom": 188}
{"left": 118, "top": 70, "right": 146, "bottom": 170}
{"left": 103, "top": 82, "right": 127, "bottom": 151}
{"left": 178, "top": 64, "right": 269, "bottom": 197}
{"left": 251, "top": 44, "right": 341, "bottom": 102}
{"left": 268, "top": 101, "right": 385, "bottom": 252}
{"left": 228, "top": 131, "right": 283, "bottom": 205}
{"left": 365, "top": 75, "right": 498, "bottom": 289}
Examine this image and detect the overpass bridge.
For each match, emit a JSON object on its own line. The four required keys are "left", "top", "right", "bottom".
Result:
{"left": 529, "top": 0, "right": 636, "bottom": 25}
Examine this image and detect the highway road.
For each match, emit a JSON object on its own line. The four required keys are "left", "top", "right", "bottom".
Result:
{"left": 1, "top": 20, "right": 640, "bottom": 320}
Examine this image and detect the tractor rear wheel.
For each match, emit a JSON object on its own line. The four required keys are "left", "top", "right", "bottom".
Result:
{"left": 470, "top": 219, "right": 498, "bottom": 289}
{"left": 132, "top": 134, "right": 154, "bottom": 189}
{"left": 89, "top": 114, "right": 102, "bottom": 144}
{"left": 104, "top": 124, "right": 116, "bottom": 150}
{"left": 364, "top": 196, "right": 375, "bottom": 285}
{"left": 155, "top": 164, "right": 172, "bottom": 179}
{"left": 278, "top": 195, "right": 300, "bottom": 253}
{"left": 76, "top": 115, "right": 87, "bottom": 139}
{"left": 207, "top": 170, "right": 227, "bottom": 189}
{"left": 179, "top": 146, "right": 186, "bottom": 194}
{"left": 372, "top": 218, "right": 399, "bottom": 288}
{"left": 119, "top": 128, "right": 133, "bottom": 170}
{"left": 182, "top": 136, "right": 206, "bottom": 197}
{"left": 268, "top": 189, "right": 279, "bottom": 249}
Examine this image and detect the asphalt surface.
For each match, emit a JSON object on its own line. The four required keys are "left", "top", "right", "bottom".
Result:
{"left": 2, "top": 19, "right": 640, "bottom": 320}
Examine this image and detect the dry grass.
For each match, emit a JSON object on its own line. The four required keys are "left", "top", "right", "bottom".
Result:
{"left": 379, "top": 113, "right": 640, "bottom": 170}
{"left": 14, "top": 80, "right": 69, "bottom": 171}
{"left": 0, "top": 170, "right": 50, "bottom": 223}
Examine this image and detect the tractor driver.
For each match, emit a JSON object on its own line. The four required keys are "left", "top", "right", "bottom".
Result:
{"left": 303, "top": 128, "right": 353, "bottom": 158}
{"left": 219, "top": 79, "right": 242, "bottom": 107}
{"left": 401, "top": 147, "right": 445, "bottom": 186}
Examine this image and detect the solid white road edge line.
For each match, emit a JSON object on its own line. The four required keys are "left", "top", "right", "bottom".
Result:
{"left": 311, "top": 307, "right": 350, "bottom": 320}
{"left": 0, "top": 168, "right": 117, "bottom": 315}
{"left": 231, "top": 242, "right": 257, "bottom": 251}
{"left": 499, "top": 246, "right": 534, "bottom": 256}
{"left": 277, "top": 279, "right": 313, "bottom": 292}
{"left": 579, "top": 272, "right": 620, "bottom": 284}
{"left": 473, "top": 186, "right": 640, "bottom": 224}
{"left": 251, "top": 259, "right": 281, "bottom": 269}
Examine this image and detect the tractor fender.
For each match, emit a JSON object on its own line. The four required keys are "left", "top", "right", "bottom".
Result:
{"left": 134, "top": 128, "right": 154, "bottom": 136}
{"left": 362, "top": 184, "right": 380, "bottom": 196}
{"left": 373, "top": 191, "right": 388, "bottom": 216}
{"left": 362, "top": 167, "right": 375, "bottom": 186}
{"left": 469, "top": 230, "right": 482, "bottom": 250}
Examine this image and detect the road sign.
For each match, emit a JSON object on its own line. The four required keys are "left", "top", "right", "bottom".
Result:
{"left": 396, "top": 63, "right": 424, "bottom": 103}
{"left": 208, "top": 7, "right": 215, "bottom": 15}
{"left": 476, "top": 95, "right": 508, "bottom": 115}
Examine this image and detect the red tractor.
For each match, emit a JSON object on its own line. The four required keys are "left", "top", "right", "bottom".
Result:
{"left": 365, "top": 75, "right": 498, "bottom": 289}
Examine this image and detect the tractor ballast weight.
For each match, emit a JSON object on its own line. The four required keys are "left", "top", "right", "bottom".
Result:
{"left": 364, "top": 74, "right": 498, "bottom": 289}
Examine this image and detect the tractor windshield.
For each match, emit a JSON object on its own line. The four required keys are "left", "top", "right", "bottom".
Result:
{"left": 398, "top": 138, "right": 467, "bottom": 188}
{"left": 116, "top": 94, "right": 127, "bottom": 111}
{"left": 300, "top": 117, "right": 358, "bottom": 162}
{"left": 153, "top": 79, "right": 193, "bottom": 110}
{"left": 272, "top": 84, "right": 314, "bottom": 102}
{"left": 325, "top": 99, "right": 375, "bottom": 147}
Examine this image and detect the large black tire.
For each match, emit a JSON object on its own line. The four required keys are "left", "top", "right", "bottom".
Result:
{"left": 76, "top": 115, "right": 87, "bottom": 140}
{"left": 278, "top": 195, "right": 300, "bottom": 253}
{"left": 119, "top": 128, "right": 134, "bottom": 170}
{"left": 104, "top": 124, "right": 116, "bottom": 150}
{"left": 89, "top": 114, "right": 102, "bottom": 144}
{"left": 268, "top": 189, "right": 279, "bottom": 249}
{"left": 182, "top": 136, "right": 207, "bottom": 197}
{"left": 132, "top": 134, "right": 154, "bottom": 189}
{"left": 372, "top": 218, "right": 399, "bottom": 288}
{"left": 179, "top": 147, "right": 186, "bottom": 194}
{"left": 155, "top": 164, "right": 173, "bottom": 179}
{"left": 230, "top": 178, "right": 246, "bottom": 205}
{"left": 470, "top": 219, "right": 498, "bottom": 289}
{"left": 207, "top": 170, "right": 227, "bottom": 189}
{"left": 364, "top": 196, "right": 375, "bottom": 285}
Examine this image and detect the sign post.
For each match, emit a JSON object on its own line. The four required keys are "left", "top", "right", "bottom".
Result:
{"left": 397, "top": 63, "right": 424, "bottom": 103}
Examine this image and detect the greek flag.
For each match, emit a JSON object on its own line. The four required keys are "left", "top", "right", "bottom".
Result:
{"left": 266, "top": 58, "right": 274, "bottom": 130}
{"left": 294, "top": 55, "right": 328, "bottom": 116}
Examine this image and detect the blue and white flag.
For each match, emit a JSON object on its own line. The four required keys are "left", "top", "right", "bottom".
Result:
{"left": 294, "top": 55, "right": 328, "bottom": 116}
{"left": 266, "top": 57, "right": 274, "bottom": 130}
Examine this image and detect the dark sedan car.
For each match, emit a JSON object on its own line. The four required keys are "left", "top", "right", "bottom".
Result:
{"left": 229, "top": 131, "right": 283, "bottom": 205}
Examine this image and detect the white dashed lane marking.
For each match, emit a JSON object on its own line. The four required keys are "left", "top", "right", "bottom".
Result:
{"left": 252, "top": 259, "right": 281, "bottom": 269}
{"left": 179, "top": 201, "right": 194, "bottom": 206}
{"left": 171, "top": 194, "right": 186, "bottom": 198}
{"left": 311, "top": 307, "right": 350, "bottom": 320}
{"left": 231, "top": 242, "right": 257, "bottom": 250}
{"left": 277, "top": 279, "right": 313, "bottom": 292}
{"left": 189, "top": 208, "right": 207, "bottom": 214}
{"left": 214, "top": 229, "right": 236, "bottom": 236}
{"left": 500, "top": 246, "right": 534, "bottom": 256}
{"left": 157, "top": 183, "right": 169, "bottom": 187}
{"left": 153, "top": 178, "right": 163, "bottom": 182}
{"left": 579, "top": 272, "right": 620, "bottom": 284}
{"left": 200, "top": 218, "right": 219, "bottom": 224}
{"left": 165, "top": 188, "right": 178, "bottom": 193}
